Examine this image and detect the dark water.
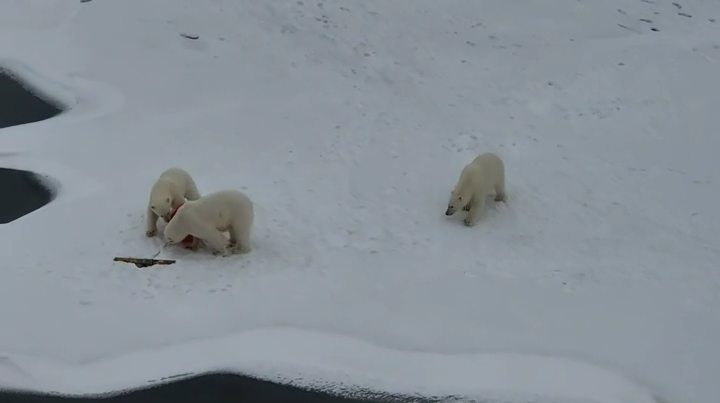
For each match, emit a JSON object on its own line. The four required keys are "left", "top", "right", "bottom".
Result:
{"left": 0, "top": 372, "right": 442, "bottom": 403}
{"left": 0, "top": 168, "right": 54, "bottom": 223}
{"left": 0, "top": 69, "right": 62, "bottom": 129}
{"left": 0, "top": 70, "right": 60, "bottom": 222}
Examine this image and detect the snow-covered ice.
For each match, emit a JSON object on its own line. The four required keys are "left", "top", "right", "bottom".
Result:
{"left": 0, "top": 0, "right": 719, "bottom": 402}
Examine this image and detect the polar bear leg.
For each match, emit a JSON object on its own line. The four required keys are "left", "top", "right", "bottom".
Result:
{"left": 494, "top": 182, "right": 507, "bottom": 202}
{"left": 464, "top": 196, "right": 485, "bottom": 227}
{"left": 184, "top": 177, "right": 202, "bottom": 201}
{"left": 494, "top": 169, "right": 507, "bottom": 202}
{"left": 200, "top": 227, "right": 231, "bottom": 256}
{"left": 228, "top": 222, "right": 252, "bottom": 254}
{"left": 146, "top": 205, "right": 159, "bottom": 236}
{"left": 462, "top": 195, "right": 474, "bottom": 212}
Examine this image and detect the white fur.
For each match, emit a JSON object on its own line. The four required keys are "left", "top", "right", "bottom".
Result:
{"left": 445, "top": 152, "right": 507, "bottom": 227}
{"left": 163, "top": 189, "right": 254, "bottom": 256}
{"left": 145, "top": 167, "right": 201, "bottom": 237}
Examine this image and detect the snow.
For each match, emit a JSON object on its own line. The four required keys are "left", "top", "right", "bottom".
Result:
{"left": 0, "top": 0, "right": 718, "bottom": 402}
{"left": 0, "top": 327, "right": 657, "bottom": 403}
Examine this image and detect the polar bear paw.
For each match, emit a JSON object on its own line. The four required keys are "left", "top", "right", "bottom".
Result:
{"left": 235, "top": 245, "right": 252, "bottom": 254}
{"left": 146, "top": 229, "right": 158, "bottom": 237}
{"left": 228, "top": 240, "right": 251, "bottom": 254}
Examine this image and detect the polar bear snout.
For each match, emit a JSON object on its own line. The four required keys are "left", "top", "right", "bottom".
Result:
{"left": 445, "top": 206, "right": 456, "bottom": 216}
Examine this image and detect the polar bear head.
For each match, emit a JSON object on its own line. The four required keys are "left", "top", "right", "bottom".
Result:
{"left": 164, "top": 206, "right": 192, "bottom": 245}
{"left": 150, "top": 182, "right": 176, "bottom": 222}
{"left": 445, "top": 188, "right": 470, "bottom": 216}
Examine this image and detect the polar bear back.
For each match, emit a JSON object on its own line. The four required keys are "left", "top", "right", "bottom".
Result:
{"left": 462, "top": 152, "right": 504, "bottom": 188}
{"left": 156, "top": 168, "right": 193, "bottom": 195}
{"left": 181, "top": 189, "right": 254, "bottom": 230}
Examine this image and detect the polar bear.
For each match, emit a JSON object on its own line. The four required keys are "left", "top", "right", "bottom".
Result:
{"left": 163, "top": 189, "right": 254, "bottom": 256}
{"left": 445, "top": 152, "right": 507, "bottom": 227}
{"left": 145, "top": 167, "right": 202, "bottom": 237}
{"left": 166, "top": 202, "right": 202, "bottom": 251}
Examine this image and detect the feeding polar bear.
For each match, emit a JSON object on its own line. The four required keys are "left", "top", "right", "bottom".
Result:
{"left": 164, "top": 189, "right": 254, "bottom": 256}
{"left": 445, "top": 152, "right": 507, "bottom": 227}
{"left": 145, "top": 167, "right": 201, "bottom": 237}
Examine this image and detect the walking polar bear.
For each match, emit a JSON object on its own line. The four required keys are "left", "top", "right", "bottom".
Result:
{"left": 146, "top": 167, "right": 202, "bottom": 237}
{"left": 445, "top": 152, "right": 507, "bottom": 227}
{"left": 164, "top": 189, "right": 254, "bottom": 256}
